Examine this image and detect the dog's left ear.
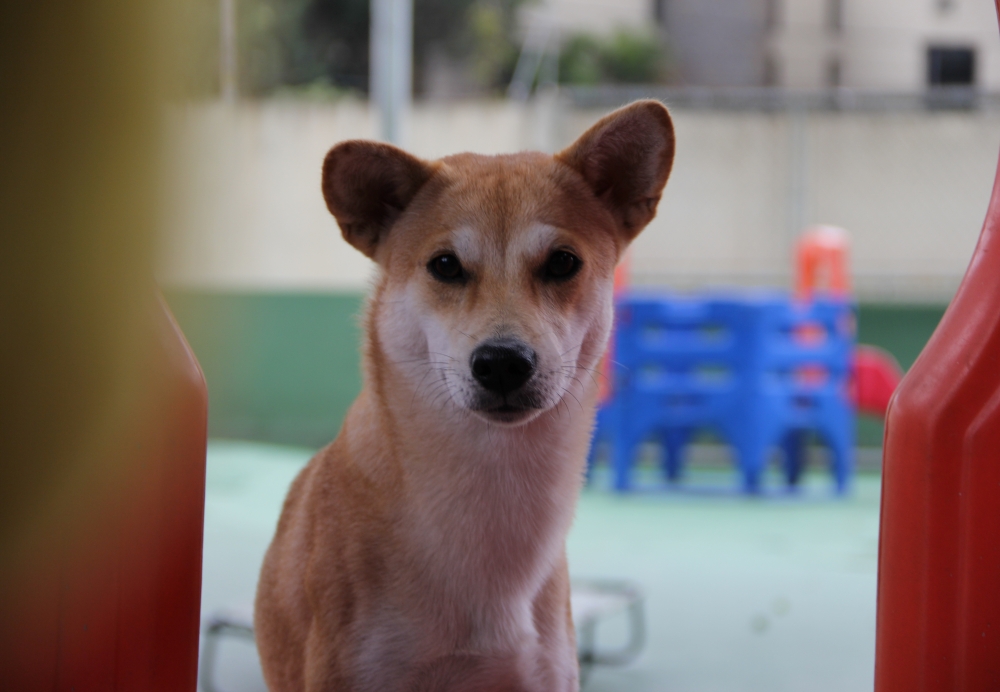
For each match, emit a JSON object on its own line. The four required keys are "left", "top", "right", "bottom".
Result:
{"left": 556, "top": 100, "right": 675, "bottom": 243}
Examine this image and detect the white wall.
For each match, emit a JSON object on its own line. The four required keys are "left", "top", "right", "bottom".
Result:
{"left": 160, "top": 100, "right": 543, "bottom": 290}
{"left": 521, "top": 0, "right": 653, "bottom": 38}
{"left": 605, "top": 107, "right": 1000, "bottom": 300}
{"left": 160, "top": 100, "right": 1000, "bottom": 302}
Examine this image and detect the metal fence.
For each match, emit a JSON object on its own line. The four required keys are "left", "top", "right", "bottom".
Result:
{"left": 566, "top": 85, "right": 1000, "bottom": 112}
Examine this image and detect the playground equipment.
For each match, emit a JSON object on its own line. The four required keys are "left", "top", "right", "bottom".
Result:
{"left": 794, "top": 225, "right": 851, "bottom": 300}
{"left": 589, "top": 219, "right": 910, "bottom": 492}
{"left": 874, "top": 2, "right": 1000, "bottom": 685}
{"left": 0, "top": 298, "right": 207, "bottom": 692}
{"left": 591, "top": 227, "right": 860, "bottom": 492}
{"left": 598, "top": 292, "right": 854, "bottom": 492}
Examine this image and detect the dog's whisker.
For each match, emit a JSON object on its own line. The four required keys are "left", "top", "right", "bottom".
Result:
{"left": 411, "top": 366, "right": 443, "bottom": 407}
{"left": 558, "top": 342, "right": 586, "bottom": 359}
{"left": 559, "top": 385, "right": 585, "bottom": 413}
{"left": 553, "top": 363, "right": 603, "bottom": 389}
{"left": 563, "top": 364, "right": 605, "bottom": 388}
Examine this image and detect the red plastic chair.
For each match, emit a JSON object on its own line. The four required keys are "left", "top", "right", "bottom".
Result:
{"left": 794, "top": 225, "right": 851, "bottom": 301}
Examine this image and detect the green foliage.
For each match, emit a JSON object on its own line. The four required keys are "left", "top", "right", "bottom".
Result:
{"left": 462, "top": 0, "right": 523, "bottom": 92}
{"left": 241, "top": 0, "right": 325, "bottom": 94}
{"left": 559, "top": 34, "right": 603, "bottom": 86}
{"left": 559, "top": 29, "right": 666, "bottom": 86}
{"left": 299, "top": 0, "right": 370, "bottom": 92}
{"left": 178, "top": 0, "right": 527, "bottom": 98}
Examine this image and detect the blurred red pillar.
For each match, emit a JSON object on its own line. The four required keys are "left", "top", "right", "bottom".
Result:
{"left": 874, "top": 1, "right": 1000, "bottom": 687}
{"left": 0, "top": 298, "right": 207, "bottom": 692}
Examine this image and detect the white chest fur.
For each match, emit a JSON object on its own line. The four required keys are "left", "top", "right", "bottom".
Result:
{"left": 345, "top": 406, "right": 587, "bottom": 692}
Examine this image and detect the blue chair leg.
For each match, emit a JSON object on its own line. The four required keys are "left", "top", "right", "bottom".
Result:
{"left": 585, "top": 405, "right": 609, "bottom": 484}
{"left": 737, "top": 432, "right": 771, "bottom": 494}
{"left": 664, "top": 429, "right": 688, "bottom": 483}
{"left": 829, "top": 435, "right": 854, "bottom": 495}
{"left": 821, "top": 404, "right": 854, "bottom": 494}
{"left": 782, "top": 429, "right": 807, "bottom": 488}
{"left": 612, "top": 430, "right": 634, "bottom": 492}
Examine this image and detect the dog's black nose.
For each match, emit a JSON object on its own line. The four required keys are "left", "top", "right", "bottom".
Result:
{"left": 470, "top": 341, "right": 536, "bottom": 394}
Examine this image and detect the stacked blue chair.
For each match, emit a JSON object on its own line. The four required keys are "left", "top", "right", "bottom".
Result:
{"left": 735, "top": 294, "right": 856, "bottom": 492}
{"left": 591, "top": 292, "right": 855, "bottom": 493}
{"left": 598, "top": 297, "right": 749, "bottom": 489}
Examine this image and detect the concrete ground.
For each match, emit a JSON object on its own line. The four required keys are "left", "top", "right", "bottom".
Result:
{"left": 200, "top": 440, "right": 879, "bottom": 692}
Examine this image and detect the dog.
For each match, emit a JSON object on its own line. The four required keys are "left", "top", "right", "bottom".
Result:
{"left": 254, "top": 100, "right": 675, "bottom": 692}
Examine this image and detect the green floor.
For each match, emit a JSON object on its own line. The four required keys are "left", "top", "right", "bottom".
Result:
{"left": 200, "top": 440, "right": 879, "bottom": 692}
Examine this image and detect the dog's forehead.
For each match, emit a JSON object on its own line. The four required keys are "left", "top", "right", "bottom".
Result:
{"left": 449, "top": 222, "right": 559, "bottom": 266}
{"left": 430, "top": 152, "right": 581, "bottom": 252}
{"left": 438, "top": 153, "right": 560, "bottom": 218}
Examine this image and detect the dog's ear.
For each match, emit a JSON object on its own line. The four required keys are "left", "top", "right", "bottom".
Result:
{"left": 556, "top": 100, "right": 675, "bottom": 243}
{"left": 322, "top": 140, "right": 435, "bottom": 258}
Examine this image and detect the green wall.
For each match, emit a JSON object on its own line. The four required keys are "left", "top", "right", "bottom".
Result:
{"left": 166, "top": 290, "right": 946, "bottom": 449}
{"left": 854, "top": 304, "right": 947, "bottom": 446}
{"left": 166, "top": 290, "right": 365, "bottom": 448}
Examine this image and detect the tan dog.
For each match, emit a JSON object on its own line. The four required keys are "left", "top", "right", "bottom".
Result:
{"left": 254, "top": 101, "right": 675, "bottom": 692}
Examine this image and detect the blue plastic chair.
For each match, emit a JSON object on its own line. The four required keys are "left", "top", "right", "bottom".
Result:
{"left": 590, "top": 292, "right": 855, "bottom": 493}
{"left": 603, "top": 296, "right": 749, "bottom": 490}
{"left": 746, "top": 296, "right": 855, "bottom": 492}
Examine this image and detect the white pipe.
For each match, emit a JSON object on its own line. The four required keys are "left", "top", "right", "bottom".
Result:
{"left": 371, "top": 0, "right": 413, "bottom": 145}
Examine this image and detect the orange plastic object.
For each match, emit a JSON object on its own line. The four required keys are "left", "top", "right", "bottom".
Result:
{"left": 852, "top": 345, "right": 903, "bottom": 419}
{"left": 598, "top": 251, "right": 632, "bottom": 404}
{"left": 875, "top": 3, "right": 1000, "bottom": 685}
{"left": 0, "top": 296, "right": 207, "bottom": 692}
{"left": 794, "top": 225, "right": 851, "bottom": 300}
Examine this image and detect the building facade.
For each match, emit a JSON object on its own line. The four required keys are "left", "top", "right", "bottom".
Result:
{"left": 547, "top": 0, "right": 1000, "bottom": 91}
{"left": 769, "top": 0, "right": 1000, "bottom": 91}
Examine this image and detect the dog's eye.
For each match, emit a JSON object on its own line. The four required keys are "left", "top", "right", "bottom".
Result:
{"left": 428, "top": 254, "right": 464, "bottom": 282}
{"left": 544, "top": 251, "right": 581, "bottom": 281}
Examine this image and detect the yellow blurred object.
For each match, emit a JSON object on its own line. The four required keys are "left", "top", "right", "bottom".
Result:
{"left": 1, "top": 3, "right": 209, "bottom": 689}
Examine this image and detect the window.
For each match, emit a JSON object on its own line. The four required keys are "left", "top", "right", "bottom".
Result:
{"left": 928, "top": 47, "right": 975, "bottom": 86}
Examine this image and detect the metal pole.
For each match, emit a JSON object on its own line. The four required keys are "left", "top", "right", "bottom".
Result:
{"left": 220, "top": 0, "right": 237, "bottom": 102}
{"left": 371, "top": 0, "right": 412, "bottom": 145}
{"left": 787, "top": 102, "right": 808, "bottom": 264}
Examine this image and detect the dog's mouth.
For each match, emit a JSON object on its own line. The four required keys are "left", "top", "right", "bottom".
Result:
{"left": 489, "top": 403, "right": 532, "bottom": 420}
{"left": 471, "top": 397, "right": 543, "bottom": 425}
{"left": 476, "top": 405, "right": 537, "bottom": 425}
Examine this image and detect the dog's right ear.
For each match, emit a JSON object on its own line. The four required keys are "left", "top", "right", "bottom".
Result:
{"left": 322, "top": 140, "right": 435, "bottom": 258}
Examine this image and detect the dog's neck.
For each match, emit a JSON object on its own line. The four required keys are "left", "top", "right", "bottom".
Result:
{"left": 347, "top": 325, "right": 599, "bottom": 605}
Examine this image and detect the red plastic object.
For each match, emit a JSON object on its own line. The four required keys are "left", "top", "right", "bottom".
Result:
{"left": 0, "top": 296, "right": 207, "bottom": 692}
{"left": 852, "top": 345, "right": 903, "bottom": 419}
{"left": 597, "top": 251, "right": 633, "bottom": 404}
{"left": 794, "top": 225, "right": 851, "bottom": 300}
{"left": 875, "top": 3, "right": 1000, "bottom": 687}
